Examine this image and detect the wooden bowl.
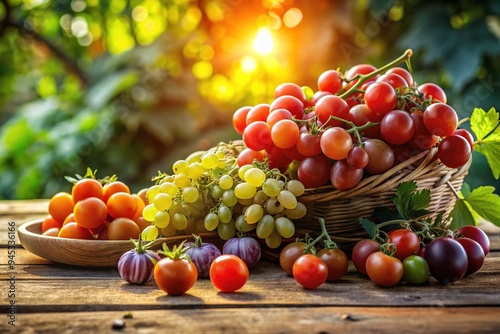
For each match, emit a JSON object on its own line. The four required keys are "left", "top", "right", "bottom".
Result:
{"left": 18, "top": 220, "right": 221, "bottom": 267}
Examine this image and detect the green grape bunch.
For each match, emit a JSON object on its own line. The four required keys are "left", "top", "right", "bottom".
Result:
{"left": 140, "top": 142, "right": 308, "bottom": 248}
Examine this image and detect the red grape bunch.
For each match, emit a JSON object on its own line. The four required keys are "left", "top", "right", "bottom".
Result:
{"left": 232, "top": 49, "right": 473, "bottom": 191}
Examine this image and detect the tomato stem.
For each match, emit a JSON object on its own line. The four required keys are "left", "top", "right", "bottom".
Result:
{"left": 339, "top": 49, "right": 414, "bottom": 100}
{"left": 304, "top": 218, "right": 338, "bottom": 253}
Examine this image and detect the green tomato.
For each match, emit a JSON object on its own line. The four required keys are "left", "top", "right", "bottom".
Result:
{"left": 403, "top": 255, "right": 430, "bottom": 285}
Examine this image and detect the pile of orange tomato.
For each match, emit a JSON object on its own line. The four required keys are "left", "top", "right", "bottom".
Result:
{"left": 42, "top": 179, "right": 149, "bottom": 240}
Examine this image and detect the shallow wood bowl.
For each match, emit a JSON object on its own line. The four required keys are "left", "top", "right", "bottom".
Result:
{"left": 18, "top": 220, "right": 221, "bottom": 267}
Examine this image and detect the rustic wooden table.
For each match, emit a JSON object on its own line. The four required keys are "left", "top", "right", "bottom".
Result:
{"left": 1, "top": 199, "right": 499, "bottom": 333}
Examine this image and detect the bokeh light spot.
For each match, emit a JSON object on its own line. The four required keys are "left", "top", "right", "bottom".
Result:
{"left": 283, "top": 8, "right": 302, "bottom": 28}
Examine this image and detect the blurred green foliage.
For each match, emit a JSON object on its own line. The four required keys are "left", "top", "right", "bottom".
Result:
{"left": 0, "top": 0, "right": 499, "bottom": 199}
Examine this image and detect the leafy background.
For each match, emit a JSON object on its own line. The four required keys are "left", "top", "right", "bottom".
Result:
{"left": 0, "top": 0, "right": 499, "bottom": 199}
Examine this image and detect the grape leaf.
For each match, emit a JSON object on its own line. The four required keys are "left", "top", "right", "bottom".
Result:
{"left": 464, "top": 186, "right": 500, "bottom": 227}
{"left": 359, "top": 218, "right": 378, "bottom": 239}
{"left": 393, "top": 181, "right": 431, "bottom": 220}
{"left": 470, "top": 107, "right": 499, "bottom": 141}
{"left": 474, "top": 142, "right": 500, "bottom": 179}
{"left": 449, "top": 199, "right": 476, "bottom": 229}
{"left": 470, "top": 107, "right": 500, "bottom": 179}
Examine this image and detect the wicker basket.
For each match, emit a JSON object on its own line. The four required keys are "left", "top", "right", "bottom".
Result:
{"left": 296, "top": 148, "right": 470, "bottom": 243}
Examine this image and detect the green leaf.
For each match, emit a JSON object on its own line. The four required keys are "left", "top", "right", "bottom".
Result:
{"left": 464, "top": 186, "right": 500, "bottom": 227}
{"left": 471, "top": 107, "right": 500, "bottom": 179}
{"left": 1, "top": 118, "right": 36, "bottom": 153}
{"left": 359, "top": 218, "right": 378, "bottom": 239}
{"left": 475, "top": 141, "right": 500, "bottom": 179}
{"left": 460, "top": 182, "right": 471, "bottom": 198}
{"left": 470, "top": 107, "right": 499, "bottom": 141}
{"left": 449, "top": 199, "right": 476, "bottom": 229}
{"left": 408, "top": 188, "right": 431, "bottom": 217}
{"left": 392, "top": 181, "right": 431, "bottom": 219}
{"left": 85, "top": 70, "right": 138, "bottom": 110}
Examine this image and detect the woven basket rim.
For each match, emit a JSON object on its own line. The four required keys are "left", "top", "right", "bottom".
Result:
{"left": 300, "top": 148, "right": 471, "bottom": 203}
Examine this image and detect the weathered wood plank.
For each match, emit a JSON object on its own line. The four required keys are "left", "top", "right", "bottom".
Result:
{"left": 2, "top": 251, "right": 498, "bottom": 280}
{"left": 0, "top": 200, "right": 49, "bottom": 215}
{"left": 2, "top": 307, "right": 500, "bottom": 334}
{"left": 3, "top": 260, "right": 499, "bottom": 313}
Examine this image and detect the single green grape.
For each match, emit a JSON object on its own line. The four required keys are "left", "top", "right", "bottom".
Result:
{"left": 159, "top": 182, "right": 179, "bottom": 197}
{"left": 204, "top": 212, "right": 219, "bottom": 231}
{"left": 286, "top": 180, "right": 305, "bottom": 197}
{"left": 265, "top": 229, "right": 283, "bottom": 249}
{"left": 141, "top": 225, "right": 158, "bottom": 241}
{"left": 211, "top": 185, "right": 224, "bottom": 200}
{"left": 275, "top": 216, "right": 295, "bottom": 238}
{"left": 219, "top": 175, "right": 234, "bottom": 190}
{"left": 222, "top": 190, "right": 238, "bottom": 207}
{"left": 201, "top": 152, "right": 219, "bottom": 169}
{"left": 174, "top": 174, "right": 191, "bottom": 189}
{"left": 182, "top": 186, "right": 199, "bottom": 203}
{"left": 244, "top": 203, "right": 264, "bottom": 224}
{"left": 234, "top": 182, "right": 257, "bottom": 199}
{"left": 173, "top": 160, "right": 189, "bottom": 174}
{"left": 154, "top": 210, "right": 171, "bottom": 228}
{"left": 146, "top": 185, "right": 160, "bottom": 203}
{"left": 256, "top": 214, "right": 275, "bottom": 239}
{"left": 262, "top": 178, "right": 281, "bottom": 198}
{"left": 215, "top": 150, "right": 226, "bottom": 160}
{"left": 244, "top": 167, "right": 266, "bottom": 187}
{"left": 153, "top": 193, "right": 172, "bottom": 211}
{"left": 160, "top": 175, "right": 174, "bottom": 183}
{"left": 187, "top": 162, "right": 205, "bottom": 180}
{"left": 142, "top": 203, "right": 159, "bottom": 222}
{"left": 217, "top": 219, "right": 236, "bottom": 240}
{"left": 253, "top": 190, "right": 269, "bottom": 206}
{"left": 277, "top": 190, "right": 297, "bottom": 210}
{"left": 218, "top": 205, "right": 233, "bottom": 224}
{"left": 238, "top": 164, "right": 253, "bottom": 181}
{"left": 161, "top": 223, "right": 177, "bottom": 237}
{"left": 265, "top": 197, "right": 284, "bottom": 215}
{"left": 234, "top": 214, "right": 256, "bottom": 232}
{"left": 284, "top": 202, "right": 307, "bottom": 219}
{"left": 171, "top": 213, "right": 188, "bottom": 230}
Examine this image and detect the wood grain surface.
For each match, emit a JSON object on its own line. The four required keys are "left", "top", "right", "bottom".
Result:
{"left": 1, "top": 199, "right": 500, "bottom": 333}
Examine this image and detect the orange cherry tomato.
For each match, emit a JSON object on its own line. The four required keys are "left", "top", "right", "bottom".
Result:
{"left": 63, "top": 213, "right": 76, "bottom": 226}
{"left": 72, "top": 178, "right": 103, "bottom": 203}
{"left": 58, "top": 222, "right": 93, "bottom": 239}
{"left": 42, "top": 227, "right": 60, "bottom": 237}
{"left": 74, "top": 197, "right": 108, "bottom": 229}
{"left": 41, "top": 215, "right": 62, "bottom": 233}
{"left": 48, "top": 192, "right": 74, "bottom": 224}
{"left": 107, "top": 218, "right": 140, "bottom": 240}
{"left": 102, "top": 181, "right": 130, "bottom": 203}
{"left": 132, "top": 194, "right": 146, "bottom": 221}
{"left": 134, "top": 216, "right": 151, "bottom": 233}
{"left": 107, "top": 192, "right": 138, "bottom": 219}
{"left": 137, "top": 188, "right": 148, "bottom": 205}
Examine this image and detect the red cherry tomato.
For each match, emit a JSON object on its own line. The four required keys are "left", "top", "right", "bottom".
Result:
{"left": 210, "top": 254, "right": 249, "bottom": 292}
{"left": 292, "top": 254, "right": 328, "bottom": 289}
{"left": 351, "top": 239, "right": 381, "bottom": 276}
{"left": 366, "top": 251, "right": 404, "bottom": 287}
{"left": 154, "top": 257, "right": 198, "bottom": 296}
{"left": 279, "top": 241, "right": 307, "bottom": 276}
{"left": 317, "top": 248, "right": 349, "bottom": 282}
{"left": 389, "top": 229, "right": 421, "bottom": 261}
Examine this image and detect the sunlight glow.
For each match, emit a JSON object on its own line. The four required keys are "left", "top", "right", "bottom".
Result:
{"left": 241, "top": 56, "right": 257, "bottom": 73}
{"left": 253, "top": 27, "right": 274, "bottom": 55}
